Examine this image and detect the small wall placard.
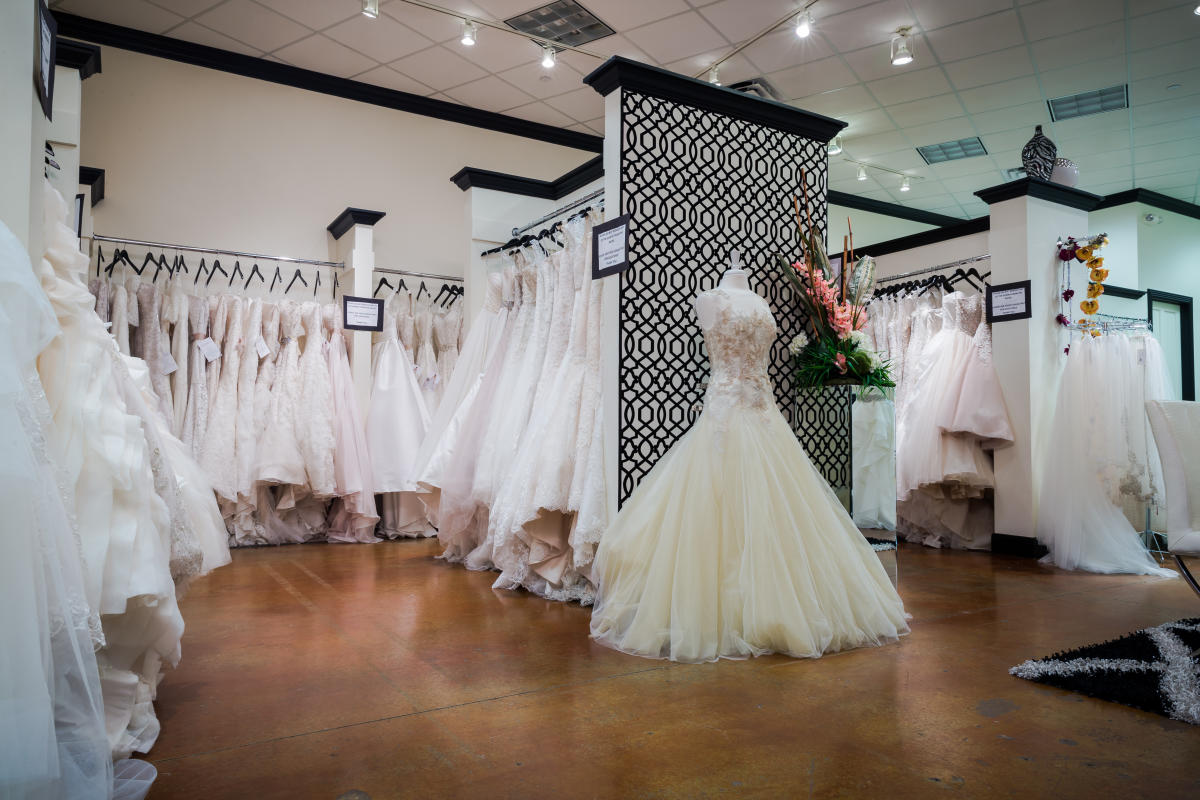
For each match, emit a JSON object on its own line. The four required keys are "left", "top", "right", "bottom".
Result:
{"left": 986, "top": 280, "right": 1033, "bottom": 323}
{"left": 592, "top": 214, "right": 631, "bottom": 279}
{"left": 35, "top": 2, "right": 56, "bottom": 120}
{"left": 343, "top": 295, "right": 384, "bottom": 332}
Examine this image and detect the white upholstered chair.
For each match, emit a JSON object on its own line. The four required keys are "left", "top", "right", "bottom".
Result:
{"left": 1146, "top": 400, "right": 1200, "bottom": 599}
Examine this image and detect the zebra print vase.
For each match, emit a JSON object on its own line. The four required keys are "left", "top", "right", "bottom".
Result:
{"left": 1021, "top": 124, "right": 1057, "bottom": 181}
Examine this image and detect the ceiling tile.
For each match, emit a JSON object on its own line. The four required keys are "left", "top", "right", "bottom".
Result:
{"left": 1080, "top": 164, "right": 1134, "bottom": 186}
{"left": 836, "top": 108, "right": 897, "bottom": 137}
{"left": 1018, "top": 0, "right": 1124, "bottom": 41}
{"left": 391, "top": 45, "right": 489, "bottom": 90}
{"left": 1133, "top": 138, "right": 1200, "bottom": 164}
{"left": 1128, "top": 4, "right": 1200, "bottom": 50}
{"left": 452, "top": 28, "right": 539, "bottom": 73}
{"left": 380, "top": 0, "right": 466, "bottom": 42}
{"left": 815, "top": 0, "right": 916, "bottom": 52}
{"left": 663, "top": 52, "right": 758, "bottom": 86}
{"left": 1131, "top": 68, "right": 1200, "bottom": 107}
{"left": 504, "top": 100, "right": 576, "bottom": 127}
{"left": 929, "top": 155, "right": 1005, "bottom": 178}
{"left": 840, "top": 36, "right": 930, "bottom": 82}
{"left": 907, "top": 0, "right": 1014, "bottom": 31}
{"left": 544, "top": 87, "right": 605, "bottom": 121}
{"left": 566, "top": 122, "right": 594, "bottom": 134}
{"left": 1130, "top": 39, "right": 1199, "bottom": 82}
{"left": 625, "top": 11, "right": 728, "bottom": 64}
{"left": 54, "top": 0, "right": 184, "bottom": 33}
{"left": 905, "top": 117, "right": 978, "bottom": 147}
{"left": 968, "top": 101, "right": 1051, "bottom": 135}
{"left": 577, "top": 33, "right": 653, "bottom": 59}
{"left": 743, "top": 27, "right": 835, "bottom": 75}
{"left": 170, "top": 21, "right": 263, "bottom": 56}
{"left": 353, "top": 65, "right": 435, "bottom": 95}
{"left": 1133, "top": 117, "right": 1200, "bottom": 147}
{"left": 496, "top": 59, "right": 585, "bottom": 99}
{"left": 1029, "top": 22, "right": 1125, "bottom": 73}
{"left": 1075, "top": 148, "right": 1133, "bottom": 171}
{"left": 444, "top": 74, "right": 534, "bottom": 111}
{"left": 325, "top": 13, "right": 432, "bottom": 63}
{"left": 196, "top": 0, "right": 311, "bottom": 52}
{"left": 1050, "top": 109, "right": 1131, "bottom": 138}
{"left": 471, "top": 0, "right": 541, "bottom": 19}
{"left": 1039, "top": 60, "right": 1128, "bottom": 100}
{"left": 767, "top": 56, "right": 858, "bottom": 99}
{"left": 884, "top": 93, "right": 965, "bottom": 127}
{"left": 792, "top": 85, "right": 879, "bottom": 117}
{"left": 274, "top": 35, "right": 378, "bottom": 78}
{"left": 957, "top": 75, "right": 1041, "bottom": 114}
{"left": 981, "top": 128, "right": 1043, "bottom": 153}
{"left": 925, "top": 11, "right": 1024, "bottom": 62}
{"left": 842, "top": 131, "right": 910, "bottom": 157}
{"left": 697, "top": 0, "right": 799, "bottom": 44}
{"left": 149, "top": 0, "right": 225, "bottom": 16}
{"left": 591, "top": 0, "right": 691, "bottom": 31}
{"left": 866, "top": 67, "right": 953, "bottom": 106}
{"left": 254, "top": 0, "right": 361, "bottom": 30}
{"left": 943, "top": 47, "right": 1035, "bottom": 92}
{"left": 937, "top": 173, "right": 997, "bottom": 193}
{"left": 1138, "top": 155, "right": 1200, "bottom": 179}
{"left": 580, "top": 116, "right": 605, "bottom": 134}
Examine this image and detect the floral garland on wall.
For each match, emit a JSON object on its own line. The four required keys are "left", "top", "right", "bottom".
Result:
{"left": 1054, "top": 233, "right": 1109, "bottom": 349}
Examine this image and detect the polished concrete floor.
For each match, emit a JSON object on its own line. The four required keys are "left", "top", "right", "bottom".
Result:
{"left": 147, "top": 539, "right": 1199, "bottom": 799}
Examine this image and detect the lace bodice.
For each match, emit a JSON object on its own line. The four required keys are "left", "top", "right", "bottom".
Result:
{"left": 942, "top": 292, "right": 982, "bottom": 336}
{"left": 697, "top": 287, "right": 777, "bottom": 419}
{"left": 432, "top": 306, "right": 462, "bottom": 354}
{"left": 483, "top": 271, "right": 504, "bottom": 313}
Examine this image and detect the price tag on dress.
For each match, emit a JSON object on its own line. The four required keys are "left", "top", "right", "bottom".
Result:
{"left": 198, "top": 337, "right": 221, "bottom": 362}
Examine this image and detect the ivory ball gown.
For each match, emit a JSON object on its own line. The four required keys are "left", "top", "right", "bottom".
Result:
{"left": 590, "top": 285, "right": 910, "bottom": 663}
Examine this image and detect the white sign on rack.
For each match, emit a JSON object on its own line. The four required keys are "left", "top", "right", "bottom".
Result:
{"left": 592, "top": 214, "right": 631, "bottom": 279}
{"left": 986, "top": 280, "right": 1032, "bottom": 323}
{"left": 342, "top": 295, "right": 385, "bottom": 332}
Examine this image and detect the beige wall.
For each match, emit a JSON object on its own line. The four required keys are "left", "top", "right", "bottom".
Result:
{"left": 80, "top": 47, "right": 593, "bottom": 279}
{"left": 826, "top": 203, "right": 937, "bottom": 252}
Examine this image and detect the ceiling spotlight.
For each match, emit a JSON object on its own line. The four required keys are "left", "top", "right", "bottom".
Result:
{"left": 708, "top": 65, "right": 721, "bottom": 85}
{"left": 1194, "top": 4, "right": 1200, "bottom": 14}
{"left": 899, "top": 176, "right": 911, "bottom": 192}
{"left": 541, "top": 46, "right": 556, "bottom": 69}
{"left": 795, "top": 11, "right": 813, "bottom": 38}
{"left": 461, "top": 20, "right": 477, "bottom": 46}
{"left": 361, "top": 0, "right": 379, "bottom": 19}
{"left": 827, "top": 135, "right": 843, "bottom": 155}
{"left": 857, "top": 165, "right": 868, "bottom": 181}
{"left": 891, "top": 27, "right": 914, "bottom": 66}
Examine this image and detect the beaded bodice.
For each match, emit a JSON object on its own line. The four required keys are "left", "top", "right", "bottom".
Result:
{"left": 698, "top": 287, "right": 777, "bottom": 418}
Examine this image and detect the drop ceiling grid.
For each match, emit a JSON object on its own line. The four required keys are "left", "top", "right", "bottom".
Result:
{"left": 51, "top": 0, "right": 1200, "bottom": 209}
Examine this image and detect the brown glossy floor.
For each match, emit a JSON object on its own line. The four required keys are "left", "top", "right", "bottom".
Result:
{"left": 147, "top": 539, "right": 1199, "bottom": 799}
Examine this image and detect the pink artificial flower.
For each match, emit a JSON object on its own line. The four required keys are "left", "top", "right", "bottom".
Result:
{"left": 1055, "top": 313, "right": 1070, "bottom": 327}
{"left": 1062, "top": 289, "right": 1075, "bottom": 302}
{"left": 834, "top": 352, "right": 848, "bottom": 374}
{"left": 1063, "top": 346, "right": 1070, "bottom": 355}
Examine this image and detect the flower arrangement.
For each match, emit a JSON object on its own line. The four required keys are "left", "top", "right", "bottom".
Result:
{"left": 1055, "top": 232, "right": 1109, "bottom": 340}
{"left": 777, "top": 177, "right": 893, "bottom": 394}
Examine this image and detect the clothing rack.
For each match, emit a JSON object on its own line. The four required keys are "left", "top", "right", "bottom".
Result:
{"left": 875, "top": 254, "right": 991, "bottom": 284}
{"left": 92, "top": 234, "right": 345, "bottom": 268}
{"left": 511, "top": 188, "right": 604, "bottom": 237}
{"left": 374, "top": 267, "right": 463, "bottom": 283}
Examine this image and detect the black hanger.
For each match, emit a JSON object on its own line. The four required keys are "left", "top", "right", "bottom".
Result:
{"left": 374, "top": 276, "right": 394, "bottom": 297}
{"left": 194, "top": 257, "right": 209, "bottom": 286}
{"left": 152, "top": 252, "right": 172, "bottom": 283}
{"left": 229, "top": 260, "right": 244, "bottom": 288}
{"left": 313, "top": 270, "right": 321, "bottom": 297}
{"left": 433, "top": 284, "right": 450, "bottom": 306}
{"left": 332, "top": 271, "right": 340, "bottom": 300}
{"left": 206, "top": 258, "right": 228, "bottom": 287}
{"left": 416, "top": 280, "right": 429, "bottom": 301}
{"left": 174, "top": 253, "right": 188, "bottom": 275}
{"left": 244, "top": 262, "right": 264, "bottom": 290}
{"left": 133, "top": 250, "right": 155, "bottom": 276}
{"left": 269, "top": 265, "right": 283, "bottom": 292}
{"left": 95, "top": 245, "right": 104, "bottom": 277}
{"left": 284, "top": 267, "right": 308, "bottom": 294}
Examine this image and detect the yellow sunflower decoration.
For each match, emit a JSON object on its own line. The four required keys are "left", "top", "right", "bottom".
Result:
{"left": 1086, "top": 282, "right": 1105, "bottom": 299}
{"left": 1090, "top": 267, "right": 1110, "bottom": 282}
{"left": 1080, "top": 299, "right": 1100, "bottom": 315}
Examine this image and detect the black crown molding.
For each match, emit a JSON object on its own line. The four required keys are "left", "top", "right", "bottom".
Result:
{"left": 451, "top": 155, "right": 603, "bottom": 200}
{"left": 1095, "top": 188, "right": 1200, "bottom": 222}
{"left": 583, "top": 56, "right": 845, "bottom": 143}
{"left": 1101, "top": 284, "right": 1145, "bottom": 300}
{"left": 829, "top": 190, "right": 964, "bottom": 228}
{"left": 856, "top": 216, "right": 990, "bottom": 258}
{"left": 975, "top": 177, "right": 1103, "bottom": 211}
{"left": 55, "top": 38, "right": 101, "bottom": 79}
{"left": 53, "top": 13, "right": 602, "bottom": 154}
{"left": 327, "top": 208, "right": 385, "bottom": 240}
{"left": 79, "top": 166, "right": 104, "bottom": 205}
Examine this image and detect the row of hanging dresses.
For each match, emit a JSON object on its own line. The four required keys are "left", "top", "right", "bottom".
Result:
{"left": 431, "top": 212, "right": 609, "bottom": 604}
{"left": 869, "top": 289, "right": 1014, "bottom": 550}
{"left": 87, "top": 271, "right": 380, "bottom": 546}
{"left": 1037, "top": 330, "right": 1176, "bottom": 576}
{"left": 37, "top": 182, "right": 232, "bottom": 764}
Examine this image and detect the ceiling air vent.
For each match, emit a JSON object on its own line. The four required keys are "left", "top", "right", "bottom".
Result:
{"left": 1004, "top": 166, "right": 1027, "bottom": 181}
{"left": 1048, "top": 84, "right": 1128, "bottom": 121}
{"left": 916, "top": 136, "right": 988, "bottom": 164}
{"left": 505, "top": 1, "right": 614, "bottom": 48}
{"left": 727, "top": 77, "right": 784, "bottom": 102}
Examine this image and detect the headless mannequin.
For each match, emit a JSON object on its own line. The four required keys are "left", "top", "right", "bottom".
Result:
{"left": 696, "top": 254, "right": 754, "bottom": 329}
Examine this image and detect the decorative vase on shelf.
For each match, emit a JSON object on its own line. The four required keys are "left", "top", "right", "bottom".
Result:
{"left": 1050, "top": 157, "right": 1079, "bottom": 187}
{"left": 1021, "top": 124, "right": 1057, "bottom": 181}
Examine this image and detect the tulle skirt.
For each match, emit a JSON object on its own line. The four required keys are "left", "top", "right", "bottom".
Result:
{"left": 590, "top": 403, "right": 909, "bottom": 664}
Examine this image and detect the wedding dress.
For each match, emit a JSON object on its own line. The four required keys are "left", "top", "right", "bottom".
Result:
{"left": 180, "top": 295, "right": 209, "bottom": 457}
{"left": 432, "top": 303, "right": 462, "bottom": 401}
{"left": 415, "top": 296, "right": 439, "bottom": 412}
{"left": 1037, "top": 332, "right": 1176, "bottom": 576}
{"left": 200, "top": 295, "right": 243, "bottom": 502}
{"left": 326, "top": 317, "right": 379, "bottom": 543}
{"left": 590, "top": 285, "right": 909, "bottom": 663}
{"left": 295, "top": 302, "right": 336, "bottom": 498}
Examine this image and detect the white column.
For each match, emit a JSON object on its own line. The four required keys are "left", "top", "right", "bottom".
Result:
{"left": 986, "top": 190, "right": 1093, "bottom": 539}
{"left": 331, "top": 223, "right": 377, "bottom": 418}
{"left": 600, "top": 87, "right": 623, "bottom": 518}
{"left": 48, "top": 65, "right": 82, "bottom": 222}
{"left": 0, "top": 0, "right": 47, "bottom": 261}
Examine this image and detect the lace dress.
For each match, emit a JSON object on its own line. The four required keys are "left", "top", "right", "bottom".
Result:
{"left": 414, "top": 297, "right": 440, "bottom": 413}
{"left": 181, "top": 295, "right": 210, "bottom": 457}
{"left": 164, "top": 282, "right": 190, "bottom": 435}
{"left": 295, "top": 302, "right": 336, "bottom": 498}
{"left": 432, "top": 303, "right": 463, "bottom": 403}
{"left": 326, "top": 314, "right": 379, "bottom": 543}
{"left": 590, "top": 285, "right": 910, "bottom": 663}
{"left": 254, "top": 301, "right": 306, "bottom": 488}
{"left": 200, "top": 296, "right": 243, "bottom": 502}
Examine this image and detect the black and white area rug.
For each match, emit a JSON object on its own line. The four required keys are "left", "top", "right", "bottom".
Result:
{"left": 1010, "top": 618, "right": 1200, "bottom": 724}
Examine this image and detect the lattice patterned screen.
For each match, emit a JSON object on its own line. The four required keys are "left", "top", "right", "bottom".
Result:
{"left": 617, "top": 90, "right": 830, "bottom": 503}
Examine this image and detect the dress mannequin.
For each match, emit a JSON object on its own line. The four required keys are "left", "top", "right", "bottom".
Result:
{"left": 696, "top": 251, "right": 751, "bottom": 329}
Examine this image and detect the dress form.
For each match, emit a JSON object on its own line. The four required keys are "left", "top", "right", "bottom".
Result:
{"left": 697, "top": 251, "right": 752, "bottom": 328}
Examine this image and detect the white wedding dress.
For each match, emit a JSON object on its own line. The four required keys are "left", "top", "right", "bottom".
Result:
{"left": 590, "top": 284, "right": 909, "bottom": 663}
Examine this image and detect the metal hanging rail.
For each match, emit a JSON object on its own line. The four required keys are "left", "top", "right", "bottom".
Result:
{"left": 875, "top": 253, "right": 991, "bottom": 284}
{"left": 92, "top": 234, "right": 345, "bottom": 268}
{"left": 512, "top": 188, "right": 605, "bottom": 237}
{"left": 373, "top": 267, "right": 463, "bottom": 283}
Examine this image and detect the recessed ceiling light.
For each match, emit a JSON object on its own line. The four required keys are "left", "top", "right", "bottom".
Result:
{"left": 541, "top": 46, "right": 557, "bottom": 69}
{"left": 916, "top": 136, "right": 988, "bottom": 164}
{"left": 461, "top": 19, "right": 477, "bottom": 46}
{"left": 891, "top": 27, "right": 914, "bottom": 66}
{"left": 1047, "top": 84, "right": 1128, "bottom": 121}
{"left": 362, "top": 0, "right": 379, "bottom": 19}
{"left": 795, "top": 11, "right": 813, "bottom": 38}
{"left": 857, "top": 165, "right": 868, "bottom": 181}
{"left": 899, "top": 176, "right": 911, "bottom": 192}
{"left": 827, "top": 135, "right": 843, "bottom": 155}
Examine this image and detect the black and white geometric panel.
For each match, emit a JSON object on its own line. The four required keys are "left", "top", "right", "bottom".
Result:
{"left": 617, "top": 90, "right": 829, "bottom": 503}
{"left": 792, "top": 385, "right": 853, "bottom": 507}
